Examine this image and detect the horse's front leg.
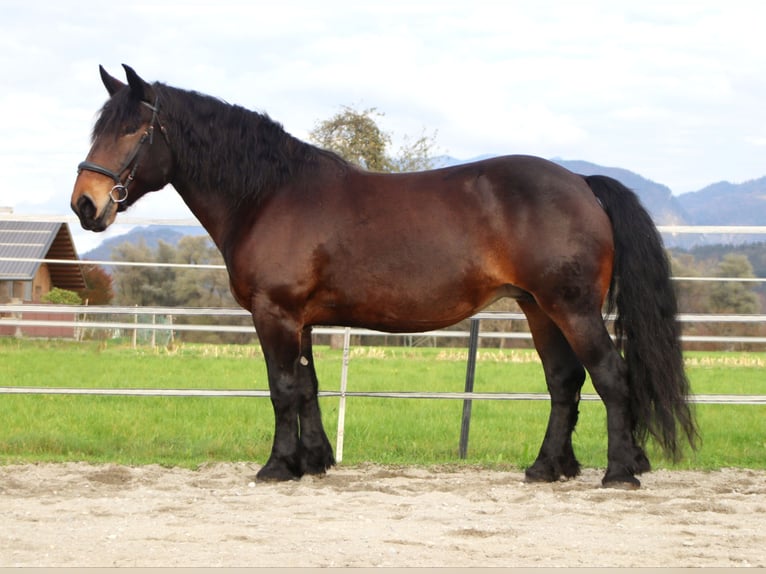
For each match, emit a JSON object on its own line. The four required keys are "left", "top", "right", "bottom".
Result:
{"left": 253, "top": 311, "right": 333, "bottom": 482}
{"left": 297, "top": 327, "right": 335, "bottom": 475}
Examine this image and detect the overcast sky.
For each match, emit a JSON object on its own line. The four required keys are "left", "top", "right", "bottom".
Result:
{"left": 2, "top": 1, "right": 765, "bottom": 251}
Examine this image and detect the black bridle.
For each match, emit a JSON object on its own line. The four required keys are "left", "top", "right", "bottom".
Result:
{"left": 77, "top": 98, "right": 168, "bottom": 204}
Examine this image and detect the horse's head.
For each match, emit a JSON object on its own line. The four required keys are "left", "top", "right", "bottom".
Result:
{"left": 71, "top": 65, "right": 173, "bottom": 231}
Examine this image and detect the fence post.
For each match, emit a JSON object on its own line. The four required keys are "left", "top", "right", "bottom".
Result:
{"left": 335, "top": 327, "right": 352, "bottom": 463}
{"left": 168, "top": 314, "right": 174, "bottom": 347}
{"left": 459, "top": 318, "right": 481, "bottom": 459}
{"left": 132, "top": 305, "right": 138, "bottom": 349}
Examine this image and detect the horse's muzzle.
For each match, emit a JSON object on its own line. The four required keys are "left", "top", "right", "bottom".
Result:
{"left": 71, "top": 194, "right": 111, "bottom": 232}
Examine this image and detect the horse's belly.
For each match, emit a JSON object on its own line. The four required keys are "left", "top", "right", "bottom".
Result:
{"left": 306, "top": 275, "right": 526, "bottom": 333}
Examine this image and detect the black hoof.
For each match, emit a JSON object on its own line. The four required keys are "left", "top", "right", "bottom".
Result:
{"left": 601, "top": 445, "right": 650, "bottom": 488}
{"left": 302, "top": 457, "right": 335, "bottom": 476}
{"left": 602, "top": 475, "right": 641, "bottom": 489}
{"left": 602, "top": 467, "right": 642, "bottom": 489}
{"left": 525, "top": 454, "right": 581, "bottom": 483}
{"left": 300, "top": 446, "right": 336, "bottom": 476}
{"left": 633, "top": 449, "right": 652, "bottom": 475}
{"left": 524, "top": 464, "right": 557, "bottom": 483}
{"left": 256, "top": 458, "right": 302, "bottom": 482}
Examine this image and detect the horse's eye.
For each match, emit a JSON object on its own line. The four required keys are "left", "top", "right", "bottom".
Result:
{"left": 122, "top": 124, "right": 141, "bottom": 136}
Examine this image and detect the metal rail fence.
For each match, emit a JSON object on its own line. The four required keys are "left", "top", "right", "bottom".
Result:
{"left": 1, "top": 305, "right": 765, "bottom": 460}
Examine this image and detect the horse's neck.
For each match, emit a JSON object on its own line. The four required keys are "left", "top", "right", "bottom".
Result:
{"left": 160, "top": 90, "right": 332, "bottom": 252}
{"left": 158, "top": 97, "right": 243, "bottom": 250}
{"left": 167, "top": 182, "right": 227, "bottom": 254}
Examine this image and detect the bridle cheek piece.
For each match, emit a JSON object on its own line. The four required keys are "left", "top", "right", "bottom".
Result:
{"left": 77, "top": 98, "right": 167, "bottom": 205}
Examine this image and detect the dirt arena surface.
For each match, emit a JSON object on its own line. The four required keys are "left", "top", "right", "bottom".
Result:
{"left": 0, "top": 462, "right": 764, "bottom": 567}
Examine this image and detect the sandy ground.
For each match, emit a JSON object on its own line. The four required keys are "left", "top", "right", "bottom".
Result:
{"left": 0, "top": 462, "right": 764, "bottom": 567}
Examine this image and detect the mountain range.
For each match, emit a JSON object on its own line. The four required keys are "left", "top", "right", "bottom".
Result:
{"left": 83, "top": 156, "right": 766, "bottom": 260}
{"left": 552, "top": 159, "right": 766, "bottom": 247}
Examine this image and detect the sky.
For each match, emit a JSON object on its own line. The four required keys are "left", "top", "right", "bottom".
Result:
{"left": 2, "top": 0, "right": 766, "bottom": 252}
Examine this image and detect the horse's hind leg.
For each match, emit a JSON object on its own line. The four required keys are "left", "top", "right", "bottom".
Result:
{"left": 547, "top": 310, "right": 651, "bottom": 488}
{"left": 520, "top": 300, "right": 585, "bottom": 482}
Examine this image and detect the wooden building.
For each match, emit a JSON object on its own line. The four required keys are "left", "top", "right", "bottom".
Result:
{"left": 0, "top": 220, "right": 85, "bottom": 337}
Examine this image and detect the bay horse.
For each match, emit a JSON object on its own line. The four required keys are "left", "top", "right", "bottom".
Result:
{"left": 71, "top": 65, "right": 697, "bottom": 488}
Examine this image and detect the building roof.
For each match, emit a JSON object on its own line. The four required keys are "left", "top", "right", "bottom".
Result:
{"left": 0, "top": 220, "right": 86, "bottom": 291}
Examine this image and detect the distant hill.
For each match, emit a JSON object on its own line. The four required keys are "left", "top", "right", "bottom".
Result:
{"left": 82, "top": 225, "right": 208, "bottom": 264}
{"left": 677, "top": 176, "right": 766, "bottom": 225}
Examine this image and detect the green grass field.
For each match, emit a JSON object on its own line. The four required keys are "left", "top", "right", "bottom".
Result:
{"left": 0, "top": 338, "right": 764, "bottom": 470}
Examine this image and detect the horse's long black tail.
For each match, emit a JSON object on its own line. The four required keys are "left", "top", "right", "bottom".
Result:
{"left": 584, "top": 174, "right": 698, "bottom": 460}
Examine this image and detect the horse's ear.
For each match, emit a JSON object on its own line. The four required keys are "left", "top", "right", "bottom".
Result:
{"left": 99, "top": 65, "right": 125, "bottom": 96}
{"left": 122, "top": 64, "right": 155, "bottom": 103}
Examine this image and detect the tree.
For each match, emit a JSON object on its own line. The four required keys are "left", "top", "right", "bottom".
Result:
{"left": 109, "top": 235, "right": 253, "bottom": 344}
{"left": 669, "top": 251, "right": 712, "bottom": 314}
{"left": 309, "top": 105, "right": 437, "bottom": 173}
{"left": 173, "top": 236, "right": 236, "bottom": 308}
{"left": 111, "top": 239, "right": 157, "bottom": 306}
{"left": 171, "top": 235, "right": 252, "bottom": 343}
{"left": 111, "top": 239, "right": 179, "bottom": 307}
{"left": 396, "top": 130, "right": 440, "bottom": 173}
{"left": 77, "top": 264, "right": 114, "bottom": 305}
{"left": 708, "top": 254, "right": 760, "bottom": 314}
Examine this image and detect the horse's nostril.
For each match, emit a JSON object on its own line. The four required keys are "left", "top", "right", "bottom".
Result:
{"left": 75, "top": 195, "right": 96, "bottom": 220}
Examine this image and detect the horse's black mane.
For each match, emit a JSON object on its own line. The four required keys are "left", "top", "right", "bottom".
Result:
{"left": 93, "top": 82, "right": 349, "bottom": 206}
